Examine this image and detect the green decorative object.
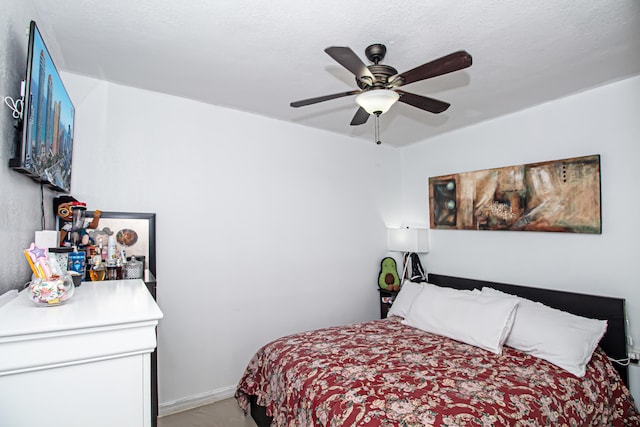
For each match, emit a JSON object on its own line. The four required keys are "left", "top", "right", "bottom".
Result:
{"left": 378, "top": 257, "right": 400, "bottom": 291}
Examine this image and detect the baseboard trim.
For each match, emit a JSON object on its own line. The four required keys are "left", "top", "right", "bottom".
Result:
{"left": 159, "top": 385, "right": 236, "bottom": 416}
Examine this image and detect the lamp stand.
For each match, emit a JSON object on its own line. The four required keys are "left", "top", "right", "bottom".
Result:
{"left": 400, "top": 252, "right": 410, "bottom": 283}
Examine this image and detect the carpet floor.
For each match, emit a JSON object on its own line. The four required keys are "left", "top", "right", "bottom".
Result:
{"left": 158, "top": 398, "right": 258, "bottom": 427}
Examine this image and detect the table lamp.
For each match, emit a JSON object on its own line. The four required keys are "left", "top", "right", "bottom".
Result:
{"left": 387, "top": 227, "right": 429, "bottom": 283}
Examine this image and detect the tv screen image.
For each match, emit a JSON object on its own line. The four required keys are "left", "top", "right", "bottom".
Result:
{"left": 10, "top": 21, "right": 75, "bottom": 192}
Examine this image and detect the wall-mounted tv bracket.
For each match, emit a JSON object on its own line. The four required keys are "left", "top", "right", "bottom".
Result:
{"left": 3, "top": 80, "right": 25, "bottom": 121}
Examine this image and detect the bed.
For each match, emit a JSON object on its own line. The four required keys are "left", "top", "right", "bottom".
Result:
{"left": 236, "top": 274, "right": 639, "bottom": 426}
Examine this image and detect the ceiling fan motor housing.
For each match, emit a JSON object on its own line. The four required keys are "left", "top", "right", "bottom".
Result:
{"left": 356, "top": 64, "right": 399, "bottom": 89}
{"left": 354, "top": 44, "right": 402, "bottom": 89}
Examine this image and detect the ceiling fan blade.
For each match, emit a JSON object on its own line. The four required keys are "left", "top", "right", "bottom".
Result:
{"left": 390, "top": 51, "right": 472, "bottom": 87}
{"left": 290, "top": 90, "right": 361, "bottom": 108}
{"left": 325, "top": 46, "right": 375, "bottom": 83}
{"left": 350, "top": 107, "right": 370, "bottom": 126}
{"left": 396, "top": 90, "right": 450, "bottom": 114}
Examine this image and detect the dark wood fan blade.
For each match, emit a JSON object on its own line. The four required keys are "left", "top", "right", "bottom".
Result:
{"left": 325, "top": 47, "right": 375, "bottom": 82}
{"left": 391, "top": 51, "right": 472, "bottom": 87}
{"left": 290, "top": 90, "right": 361, "bottom": 107}
{"left": 350, "top": 107, "right": 370, "bottom": 126}
{"left": 396, "top": 90, "right": 450, "bottom": 114}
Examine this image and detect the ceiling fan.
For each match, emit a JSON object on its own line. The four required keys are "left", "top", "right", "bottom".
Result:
{"left": 290, "top": 44, "right": 472, "bottom": 144}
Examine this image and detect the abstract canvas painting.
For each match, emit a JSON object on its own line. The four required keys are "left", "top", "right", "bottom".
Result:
{"left": 429, "top": 155, "right": 601, "bottom": 233}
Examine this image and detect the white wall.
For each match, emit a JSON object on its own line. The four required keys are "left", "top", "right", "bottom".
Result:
{"left": 0, "top": 0, "right": 60, "bottom": 294}
{"left": 400, "top": 75, "right": 640, "bottom": 402}
{"left": 61, "top": 73, "right": 403, "bottom": 409}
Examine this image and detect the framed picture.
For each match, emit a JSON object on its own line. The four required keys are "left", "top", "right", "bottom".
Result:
{"left": 87, "top": 211, "right": 156, "bottom": 277}
{"left": 428, "top": 154, "right": 601, "bottom": 233}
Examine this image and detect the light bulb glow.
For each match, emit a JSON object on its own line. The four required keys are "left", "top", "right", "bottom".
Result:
{"left": 355, "top": 90, "right": 399, "bottom": 115}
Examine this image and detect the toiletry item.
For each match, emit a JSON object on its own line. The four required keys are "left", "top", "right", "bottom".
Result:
{"left": 98, "top": 237, "right": 106, "bottom": 262}
{"left": 115, "top": 258, "right": 123, "bottom": 280}
{"left": 89, "top": 260, "right": 106, "bottom": 281}
{"left": 106, "top": 260, "right": 118, "bottom": 280}
{"left": 68, "top": 250, "right": 86, "bottom": 278}
{"left": 107, "top": 235, "right": 117, "bottom": 261}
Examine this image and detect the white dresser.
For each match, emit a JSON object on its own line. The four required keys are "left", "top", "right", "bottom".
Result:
{"left": 0, "top": 279, "right": 163, "bottom": 427}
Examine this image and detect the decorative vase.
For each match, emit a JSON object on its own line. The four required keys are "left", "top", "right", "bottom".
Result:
{"left": 28, "top": 273, "right": 75, "bottom": 307}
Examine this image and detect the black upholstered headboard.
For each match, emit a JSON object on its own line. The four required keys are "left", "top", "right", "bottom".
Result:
{"left": 427, "top": 273, "right": 629, "bottom": 386}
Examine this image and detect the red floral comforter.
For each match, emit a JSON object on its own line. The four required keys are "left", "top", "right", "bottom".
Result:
{"left": 236, "top": 317, "right": 640, "bottom": 426}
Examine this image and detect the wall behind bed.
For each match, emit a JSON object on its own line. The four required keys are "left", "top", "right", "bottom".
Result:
{"left": 399, "top": 75, "right": 640, "bottom": 403}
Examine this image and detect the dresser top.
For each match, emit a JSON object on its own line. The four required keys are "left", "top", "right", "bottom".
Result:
{"left": 0, "top": 279, "right": 163, "bottom": 339}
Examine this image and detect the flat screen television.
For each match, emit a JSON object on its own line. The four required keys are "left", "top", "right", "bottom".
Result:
{"left": 10, "top": 20, "right": 74, "bottom": 192}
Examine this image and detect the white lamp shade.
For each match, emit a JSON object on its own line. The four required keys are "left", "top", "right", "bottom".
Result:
{"left": 387, "top": 228, "right": 429, "bottom": 253}
{"left": 355, "top": 90, "right": 400, "bottom": 115}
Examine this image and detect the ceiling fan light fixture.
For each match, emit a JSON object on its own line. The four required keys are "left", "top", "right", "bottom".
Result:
{"left": 355, "top": 89, "right": 399, "bottom": 115}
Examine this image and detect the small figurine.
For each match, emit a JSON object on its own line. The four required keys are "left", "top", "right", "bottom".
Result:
{"left": 88, "top": 227, "right": 114, "bottom": 255}
{"left": 53, "top": 196, "right": 102, "bottom": 247}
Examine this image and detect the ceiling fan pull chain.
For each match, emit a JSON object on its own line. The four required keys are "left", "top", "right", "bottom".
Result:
{"left": 374, "top": 112, "right": 382, "bottom": 145}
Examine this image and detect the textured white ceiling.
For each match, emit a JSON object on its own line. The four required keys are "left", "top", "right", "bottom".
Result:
{"left": 31, "top": 0, "right": 640, "bottom": 147}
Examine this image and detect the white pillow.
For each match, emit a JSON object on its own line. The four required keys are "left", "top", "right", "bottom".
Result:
{"left": 481, "top": 287, "right": 607, "bottom": 377}
{"left": 387, "top": 280, "right": 423, "bottom": 318}
{"left": 403, "top": 283, "right": 519, "bottom": 354}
